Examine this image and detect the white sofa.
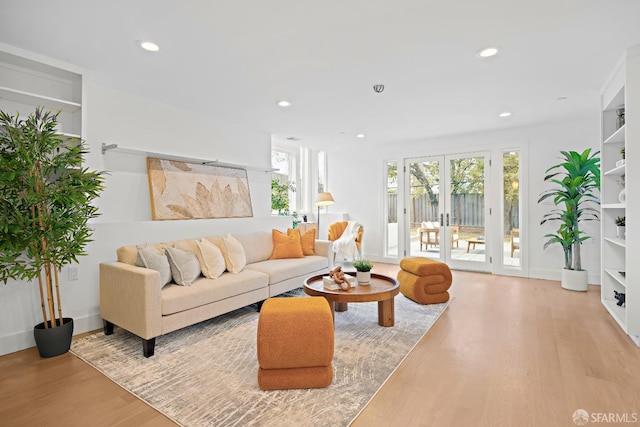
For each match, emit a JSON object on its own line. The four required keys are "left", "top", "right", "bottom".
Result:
{"left": 100, "top": 231, "right": 331, "bottom": 357}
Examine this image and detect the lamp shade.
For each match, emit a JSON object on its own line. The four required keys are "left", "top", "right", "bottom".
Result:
{"left": 315, "top": 192, "right": 335, "bottom": 206}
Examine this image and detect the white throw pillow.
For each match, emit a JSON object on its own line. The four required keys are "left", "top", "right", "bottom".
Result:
{"left": 194, "top": 238, "right": 226, "bottom": 279}
{"left": 165, "top": 247, "right": 201, "bottom": 286}
{"left": 136, "top": 246, "right": 172, "bottom": 287}
{"left": 220, "top": 234, "right": 246, "bottom": 274}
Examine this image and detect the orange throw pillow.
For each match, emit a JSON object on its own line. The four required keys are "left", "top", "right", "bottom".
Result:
{"left": 288, "top": 228, "right": 316, "bottom": 255}
{"left": 270, "top": 229, "right": 304, "bottom": 259}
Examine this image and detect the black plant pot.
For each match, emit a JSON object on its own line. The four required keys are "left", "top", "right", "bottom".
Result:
{"left": 33, "top": 317, "right": 74, "bottom": 358}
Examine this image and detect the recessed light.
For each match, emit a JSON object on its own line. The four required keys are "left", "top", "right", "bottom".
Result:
{"left": 556, "top": 96, "right": 568, "bottom": 101}
{"left": 477, "top": 47, "right": 500, "bottom": 58}
{"left": 499, "top": 111, "right": 512, "bottom": 118}
{"left": 137, "top": 40, "right": 160, "bottom": 52}
{"left": 356, "top": 133, "right": 366, "bottom": 138}
{"left": 276, "top": 100, "right": 291, "bottom": 108}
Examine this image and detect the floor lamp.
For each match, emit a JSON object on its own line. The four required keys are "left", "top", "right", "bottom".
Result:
{"left": 315, "top": 192, "right": 334, "bottom": 239}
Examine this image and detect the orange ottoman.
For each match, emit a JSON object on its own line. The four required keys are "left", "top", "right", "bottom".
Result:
{"left": 398, "top": 257, "right": 452, "bottom": 304}
{"left": 257, "top": 296, "right": 334, "bottom": 390}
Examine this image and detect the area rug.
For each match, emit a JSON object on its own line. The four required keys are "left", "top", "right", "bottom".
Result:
{"left": 71, "top": 290, "right": 450, "bottom": 427}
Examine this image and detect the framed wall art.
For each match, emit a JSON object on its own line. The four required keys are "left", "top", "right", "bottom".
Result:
{"left": 146, "top": 157, "right": 254, "bottom": 220}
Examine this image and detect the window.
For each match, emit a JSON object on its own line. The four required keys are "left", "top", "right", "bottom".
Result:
{"left": 502, "top": 150, "right": 520, "bottom": 267}
{"left": 271, "top": 150, "right": 296, "bottom": 215}
{"left": 270, "top": 145, "right": 327, "bottom": 220}
{"left": 317, "top": 150, "right": 326, "bottom": 193}
{"left": 386, "top": 161, "right": 398, "bottom": 256}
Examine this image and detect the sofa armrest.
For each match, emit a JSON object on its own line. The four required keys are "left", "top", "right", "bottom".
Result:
{"left": 100, "top": 262, "right": 163, "bottom": 340}
{"left": 314, "top": 239, "right": 333, "bottom": 262}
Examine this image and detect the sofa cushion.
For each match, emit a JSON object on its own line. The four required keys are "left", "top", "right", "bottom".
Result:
{"left": 194, "top": 238, "right": 226, "bottom": 279}
{"left": 136, "top": 247, "right": 172, "bottom": 286}
{"left": 220, "top": 234, "right": 246, "bottom": 273}
{"left": 232, "top": 231, "right": 273, "bottom": 264}
{"left": 245, "top": 255, "right": 328, "bottom": 285}
{"left": 119, "top": 242, "right": 175, "bottom": 266}
{"left": 165, "top": 247, "right": 201, "bottom": 286}
{"left": 161, "top": 270, "right": 269, "bottom": 315}
{"left": 288, "top": 228, "right": 316, "bottom": 256}
{"left": 175, "top": 239, "right": 198, "bottom": 254}
{"left": 270, "top": 229, "right": 304, "bottom": 260}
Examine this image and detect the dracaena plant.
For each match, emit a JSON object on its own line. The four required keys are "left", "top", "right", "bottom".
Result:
{"left": 0, "top": 107, "right": 105, "bottom": 328}
{"left": 538, "top": 149, "right": 600, "bottom": 271}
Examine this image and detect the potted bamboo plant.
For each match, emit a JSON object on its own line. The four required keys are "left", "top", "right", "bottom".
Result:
{"left": 0, "top": 107, "right": 104, "bottom": 357}
{"left": 538, "top": 149, "right": 600, "bottom": 291}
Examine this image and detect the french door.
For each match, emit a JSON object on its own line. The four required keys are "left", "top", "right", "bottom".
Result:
{"left": 405, "top": 151, "right": 491, "bottom": 272}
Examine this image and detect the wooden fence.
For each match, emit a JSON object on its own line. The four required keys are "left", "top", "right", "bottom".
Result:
{"left": 387, "top": 193, "right": 519, "bottom": 230}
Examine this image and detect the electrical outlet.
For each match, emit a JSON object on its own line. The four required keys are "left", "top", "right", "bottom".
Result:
{"left": 68, "top": 266, "right": 78, "bottom": 281}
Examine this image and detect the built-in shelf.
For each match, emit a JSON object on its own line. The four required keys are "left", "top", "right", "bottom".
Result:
{"left": 602, "top": 203, "right": 626, "bottom": 209}
{"left": 605, "top": 268, "right": 627, "bottom": 287}
{"left": 604, "top": 237, "right": 627, "bottom": 248}
{"left": 0, "top": 51, "right": 83, "bottom": 150}
{"left": 604, "top": 164, "right": 626, "bottom": 176}
{"left": 600, "top": 46, "right": 639, "bottom": 346}
{"left": 61, "top": 133, "right": 81, "bottom": 140}
{"left": 101, "top": 143, "right": 274, "bottom": 173}
{"left": 0, "top": 86, "right": 81, "bottom": 113}
{"left": 604, "top": 125, "right": 626, "bottom": 144}
{"left": 602, "top": 299, "right": 627, "bottom": 330}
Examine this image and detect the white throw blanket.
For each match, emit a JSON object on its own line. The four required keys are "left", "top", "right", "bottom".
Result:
{"left": 332, "top": 221, "right": 361, "bottom": 261}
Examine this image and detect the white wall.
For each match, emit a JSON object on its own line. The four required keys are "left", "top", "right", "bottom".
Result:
{"left": 325, "top": 116, "right": 602, "bottom": 283}
{"left": 0, "top": 82, "right": 284, "bottom": 356}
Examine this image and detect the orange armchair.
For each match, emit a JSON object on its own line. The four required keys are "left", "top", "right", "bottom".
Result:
{"left": 327, "top": 221, "right": 363, "bottom": 251}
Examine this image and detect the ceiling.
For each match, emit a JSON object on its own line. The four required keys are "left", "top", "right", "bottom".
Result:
{"left": 1, "top": 0, "right": 640, "bottom": 149}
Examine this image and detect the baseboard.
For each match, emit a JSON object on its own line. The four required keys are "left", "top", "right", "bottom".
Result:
{"left": 529, "top": 268, "right": 601, "bottom": 285}
{"left": 529, "top": 268, "right": 561, "bottom": 282}
{"left": 0, "top": 312, "right": 103, "bottom": 356}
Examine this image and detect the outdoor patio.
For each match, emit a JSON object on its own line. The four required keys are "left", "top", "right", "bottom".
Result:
{"left": 407, "top": 238, "right": 520, "bottom": 267}
{"left": 384, "top": 224, "right": 520, "bottom": 267}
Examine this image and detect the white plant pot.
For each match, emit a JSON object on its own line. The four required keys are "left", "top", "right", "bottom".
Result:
{"left": 356, "top": 271, "right": 371, "bottom": 284}
{"left": 617, "top": 225, "right": 626, "bottom": 239}
{"left": 561, "top": 269, "right": 588, "bottom": 292}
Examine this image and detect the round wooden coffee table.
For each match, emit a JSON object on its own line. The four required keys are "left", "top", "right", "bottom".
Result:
{"left": 303, "top": 273, "right": 400, "bottom": 327}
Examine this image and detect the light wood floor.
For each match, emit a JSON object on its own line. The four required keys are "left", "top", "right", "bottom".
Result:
{"left": 1, "top": 266, "right": 639, "bottom": 427}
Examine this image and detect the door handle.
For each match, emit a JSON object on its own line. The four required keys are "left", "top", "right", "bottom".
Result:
{"left": 440, "top": 213, "right": 444, "bottom": 226}
{"left": 446, "top": 213, "right": 450, "bottom": 226}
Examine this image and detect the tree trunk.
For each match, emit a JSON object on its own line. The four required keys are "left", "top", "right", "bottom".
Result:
{"left": 573, "top": 219, "right": 582, "bottom": 271}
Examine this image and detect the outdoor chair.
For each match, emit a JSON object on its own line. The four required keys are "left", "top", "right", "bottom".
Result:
{"left": 419, "top": 222, "right": 459, "bottom": 250}
{"left": 510, "top": 228, "right": 520, "bottom": 257}
{"left": 419, "top": 221, "right": 440, "bottom": 250}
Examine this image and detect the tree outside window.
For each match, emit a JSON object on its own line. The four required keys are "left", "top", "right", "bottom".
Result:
{"left": 271, "top": 150, "right": 296, "bottom": 215}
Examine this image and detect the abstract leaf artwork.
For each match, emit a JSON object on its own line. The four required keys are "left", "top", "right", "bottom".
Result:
{"left": 146, "top": 158, "right": 253, "bottom": 220}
